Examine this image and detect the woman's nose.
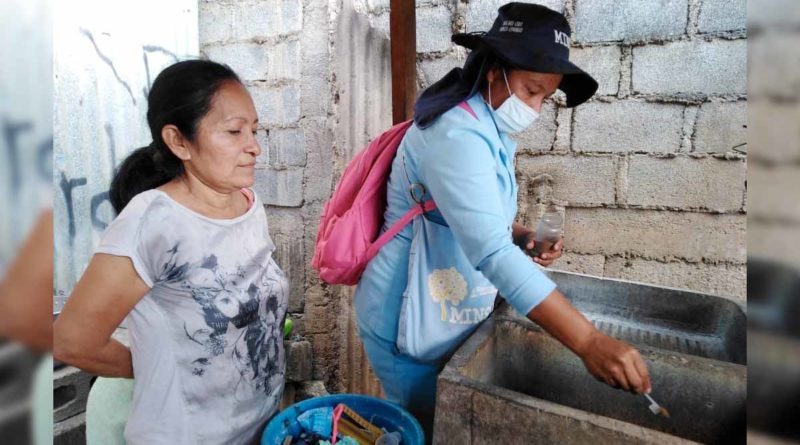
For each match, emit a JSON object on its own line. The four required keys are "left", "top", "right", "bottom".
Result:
{"left": 247, "top": 132, "right": 262, "bottom": 157}
{"left": 529, "top": 95, "right": 545, "bottom": 113}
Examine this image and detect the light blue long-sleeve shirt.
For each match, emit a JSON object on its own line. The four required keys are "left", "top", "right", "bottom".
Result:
{"left": 354, "top": 93, "right": 556, "bottom": 343}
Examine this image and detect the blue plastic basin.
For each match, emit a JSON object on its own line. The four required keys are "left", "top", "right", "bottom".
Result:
{"left": 261, "top": 394, "right": 424, "bottom": 445}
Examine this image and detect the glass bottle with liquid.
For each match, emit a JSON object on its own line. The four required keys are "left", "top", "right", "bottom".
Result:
{"left": 531, "top": 210, "right": 563, "bottom": 257}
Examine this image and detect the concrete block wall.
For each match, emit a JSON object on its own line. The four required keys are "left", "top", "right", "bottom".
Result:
{"left": 374, "top": 0, "right": 747, "bottom": 300}
{"left": 199, "top": 0, "right": 747, "bottom": 399}
{"left": 200, "top": 0, "right": 365, "bottom": 395}
{"left": 200, "top": 0, "right": 312, "bottom": 319}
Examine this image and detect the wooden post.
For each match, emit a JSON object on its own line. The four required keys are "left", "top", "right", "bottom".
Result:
{"left": 390, "top": 0, "right": 416, "bottom": 124}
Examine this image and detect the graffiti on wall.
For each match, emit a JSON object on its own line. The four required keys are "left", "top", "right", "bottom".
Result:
{"left": 53, "top": 0, "right": 198, "bottom": 311}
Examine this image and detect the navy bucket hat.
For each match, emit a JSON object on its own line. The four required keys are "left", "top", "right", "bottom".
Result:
{"left": 452, "top": 2, "right": 598, "bottom": 107}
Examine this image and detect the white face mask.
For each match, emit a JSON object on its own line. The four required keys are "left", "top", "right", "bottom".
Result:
{"left": 488, "top": 69, "right": 540, "bottom": 134}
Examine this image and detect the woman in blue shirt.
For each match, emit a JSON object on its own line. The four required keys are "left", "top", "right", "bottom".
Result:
{"left": 354, "top": 3, "right": 651, "bottom": 438}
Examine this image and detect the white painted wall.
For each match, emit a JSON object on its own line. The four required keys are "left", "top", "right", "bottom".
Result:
{"left": 53, "top": 0, "right": 199, "bottom": 311}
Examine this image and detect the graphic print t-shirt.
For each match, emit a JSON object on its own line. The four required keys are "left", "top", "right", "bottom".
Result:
{"left": 96, "top": 189, "right": 288, "bottom": 445}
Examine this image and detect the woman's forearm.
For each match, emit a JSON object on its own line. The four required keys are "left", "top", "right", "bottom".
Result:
{"left": 525, "top": 288, "right": 598, "bottom": 357}
{"left": 528, "top": 288, "right": 652, "bottom": 393}
{"left": 56, "top": 337, "right": 134, "bottom": 378}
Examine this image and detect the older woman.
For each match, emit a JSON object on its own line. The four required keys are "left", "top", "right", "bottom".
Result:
{"left": 54, "top": 60, "right": 288, "bottom": 445}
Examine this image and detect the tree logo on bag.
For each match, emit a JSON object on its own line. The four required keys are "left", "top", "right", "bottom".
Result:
{"left": 428, "top": 268, "right": 468, "bottom": 321}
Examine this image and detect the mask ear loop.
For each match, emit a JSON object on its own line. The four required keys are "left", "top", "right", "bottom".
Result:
{"left": 502, "top": 68, "right": 513, "bottom": 96}
{"left": 487, "top": 76, "right": 494, "bottom": 110}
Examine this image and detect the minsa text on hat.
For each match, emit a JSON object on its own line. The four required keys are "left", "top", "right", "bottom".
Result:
{"left": 554, "top": 30, "right": 570, "bottom": 48}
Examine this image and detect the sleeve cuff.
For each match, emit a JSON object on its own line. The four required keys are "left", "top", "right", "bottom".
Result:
{"left": 94, "top": 246, "right": 154, "bottom": 288}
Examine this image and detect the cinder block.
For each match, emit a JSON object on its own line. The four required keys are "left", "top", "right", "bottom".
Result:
{"left": 204, "top": 43, "right": 269, "bottom": 82}
{"left": 553, "top": 106, "right": 571, "bottom": 151}
{"left": 303, "top": 303, "right": 333, "bottom": 335}
{"left": 310, "top": 332, "right": 339, "bottom": 382}
{"left": 54, "top": 366, "right": 94, "bottom": 423}
{"left": 516, "top": 154, "right": 617, "bottom": 205}
{"left": 694, "top": 101, "right": 747, "bottom": 153}
{"left": 550, "top": 252, "right": 606, "bottom": 276}
{"left": 254, "top": 167, "right": 304, "bottom": 207}
{"left": 256, "top": 129, "right": 270, "bottom": 165}
{"left": 626, "top": 155, "right": 746, "bottom": 211}
{"left": 199, "top": 2, "right": 234, "bottom": 44}
{"left": 54, "top": 412, "right": 86, "bottom": 445}
{"left": 604, "top": 257, "right": 746, "bottom": 301}
{"left": 295, "top": 380, "right": 329, "bottom": 402}
{"left": 420, "top": 54, "right": 465, "bottom": 88}
{"left": 269, "top": 127, "right": 306, "bottom": 167}
{"left": 569, "top": 45, "right": 622, "bottom": 96}
{"left": 234, "top": 0, "right": 303, "bottom": 40}
{"left": 303, "top": 208, "right": 325, "bottom": 286}
{"left": 250, "top": 84, "right": 301, "bottom": 125}
{"left": 266, "top": 207, "right": 305, "bottom": 312}
{"left": 575, "top": 0, "right": 688, "bottom": 43}
{"left": 749, "top": 164, "right": 800, "bottom": 224}
{"left": 698, "top": 0, "right": 747, "bottom": 33}
{"left": 513, "top": 101, "right": 558, "bottom": 153}
{"left": 301, "top": 0, "right": 331, "bottom": 117}
{"left": 264, "top": 39, "right": 301, "bottom": 82}
{"left": 271, "top": 230, "right": 306, "bottom": 313}
{"left": 564, "top": 208, "right": 746, "bottom": 263}
{"left": 267, "top": 207, "right": 304, "bottom": 237}
{"left": 465, "top": 0, "right": 566, "bottom": 33}
{"left": 302, "top": 118, "right": 335, "bottom": 205}
{"left": 748, "top": 101, "right": 800, "bottom": 164}
{"left": 204, "top": 40, "right": 300, "bottom": 83}
{"left": 285, "top": 340, "right": 313, "bottom": 383}
{"left": 632, "top": 39, "right": 746, "bottom": 95}
{"left": 573, "top": 100, "right": 684, "bottom": 153}
{"left": 417, "top": 5, "right": 454, "bottom": 53}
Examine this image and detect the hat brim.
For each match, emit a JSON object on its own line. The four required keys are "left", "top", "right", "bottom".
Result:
{"left": 452, "top": 32, "right": 598, "bottom": 107}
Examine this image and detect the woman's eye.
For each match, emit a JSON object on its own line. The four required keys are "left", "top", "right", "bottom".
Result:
{"left": 228, "top": 130, "right": 241, "bottom": 135}
{"left": 252, "top": 130, "right": 258, "bottom": 135}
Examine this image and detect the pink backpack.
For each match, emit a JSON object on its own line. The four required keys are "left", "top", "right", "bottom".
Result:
{"left": 310, "top": 120, "right": 433, "bottom": 285}
{"left": 312, "top": 102, "right": 477, "bottom": 285}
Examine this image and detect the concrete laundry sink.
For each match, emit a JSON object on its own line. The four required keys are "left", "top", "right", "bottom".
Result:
{"left": 433, "top": 270, "right": 747, "bottom": 444}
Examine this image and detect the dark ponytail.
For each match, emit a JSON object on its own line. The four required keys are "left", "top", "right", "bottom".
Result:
{"left": 110, "top": 59, "right": 241, "bottom": 214}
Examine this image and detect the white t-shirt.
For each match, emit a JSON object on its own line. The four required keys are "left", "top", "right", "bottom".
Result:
{"left": 96, "top": 189, "right": 288, "bottom": 445}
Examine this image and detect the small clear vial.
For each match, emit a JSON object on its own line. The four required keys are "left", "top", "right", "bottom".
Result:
{"left": 531, "top": 209, "right": 563, "bottom": 256}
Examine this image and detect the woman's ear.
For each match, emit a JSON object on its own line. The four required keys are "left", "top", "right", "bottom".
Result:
{"left": 161, "top": 125, "right": 192, "bottom": 161}
{"left": 486, "top": 67, "right": 498, "bottom": 85}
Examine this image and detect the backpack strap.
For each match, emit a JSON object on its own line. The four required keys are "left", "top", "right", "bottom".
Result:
{"left": 458, "top": 101, "right": 479, "bottom": 120}
{"left": 365, "top": 104, "right": 477, "bottom": 260}
{"left": 366, "top": 199, "right": 437, "bottom": 259}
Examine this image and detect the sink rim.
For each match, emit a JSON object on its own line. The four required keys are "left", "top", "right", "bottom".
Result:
{"left": 543, "top": 269, "right": 747, "bottom": 315}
